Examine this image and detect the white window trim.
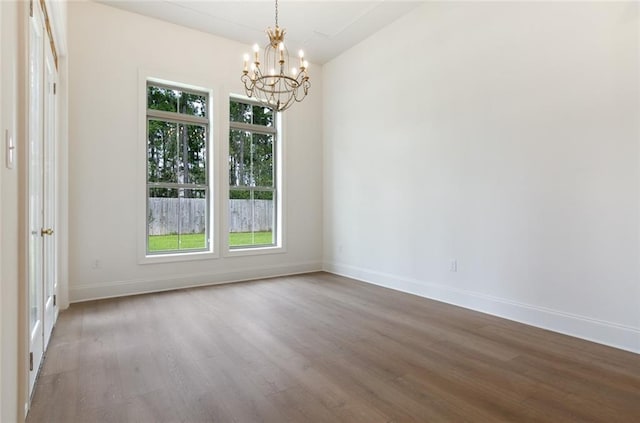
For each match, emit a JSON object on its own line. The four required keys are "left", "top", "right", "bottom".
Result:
{"left": 137, "top": 70, "right": 219, "bottom": 264}
{"left": 223, "top": 93, "right": 286, "bottom": 257}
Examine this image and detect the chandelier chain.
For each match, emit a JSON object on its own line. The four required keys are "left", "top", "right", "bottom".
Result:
{"left": 275, "top": 0, "right": 279, "bottom": 27}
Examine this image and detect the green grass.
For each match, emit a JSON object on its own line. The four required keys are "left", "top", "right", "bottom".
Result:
{"left": 148, "top": 233, "right": 205, "bottom": 251}
{"left": 148, "top": 232, "right": 273, "bottom": 252}
{"left": 229, "top": 231, "right": 273, "bottom": 246}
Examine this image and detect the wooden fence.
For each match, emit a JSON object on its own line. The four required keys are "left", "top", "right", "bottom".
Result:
{"left": 148, "top": 198, "right": 273, "bottom": 235}
{"left": 228, "top": 199, "right": 274, "bottom": 233}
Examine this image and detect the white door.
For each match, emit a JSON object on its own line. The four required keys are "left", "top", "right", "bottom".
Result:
{"left": 43, "top": 33, "right": 57, "bottom": 348}
{"left": 28, "top": 0, "right": 59, "bottom": 398}
{"left": 28, "top": 0, "right": 45, "bottom": 397}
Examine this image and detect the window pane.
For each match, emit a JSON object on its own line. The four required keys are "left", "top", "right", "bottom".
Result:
{"left": 148, "top": 85, "right": 207, "bottom": 118}
{"left": 178, "top": 124, "right": 207, "bottom": 186}
{"left": 254, "top": 190, "right": 273, "bottom": 201}
{"left": 229, "top": 189, "right": 250, "bottom": 199}
{"left": 148, "top": 188, "right": 208, "bottom": 253}
{"left": 229, "top": 130, "right": 273, "bottom": 188}
{"left": 148, "top": 187, "right": 179, "bottom": 252}
{"left": 179, "top": 92, "right": 207, "bottom": 118}
{"left": 148, "top": 120, "right": 178, "bottom": 183}
{"left": 252, "top": 105, "right": 273, "bottom": 127}
{"left": 178, "top": 188, "right": 207, "bottom": 250}
{"left": 147, "top": 85, "right": 178, "bottom": 113}
{"left": 229, "top": 189, "right": 275, "bottom": 248}
{"left": 230, "top": 101, "right": 252, "bottom": 124}
{"left": 229, "top": 129, "right": 252, "bottom": 187}
{"left": 253, "top": 133, "right": 274, "bottom": 187}
{"left": 149, "top": 121, "right": 207, "bottom": 186}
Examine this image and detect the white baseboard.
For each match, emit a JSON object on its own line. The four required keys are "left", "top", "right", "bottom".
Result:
{"left": 323, "top": 261, "right": 640, "bottom": 354}
{"left": 70, "top": 261, "right": 322, "bottom": 303}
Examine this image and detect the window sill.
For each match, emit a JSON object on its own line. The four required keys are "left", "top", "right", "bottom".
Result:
{"left": 225, "top": 245, "right": 286, "bottom": 258}
{"left": 139, "top": 249, "right": 218, "bottom": 265}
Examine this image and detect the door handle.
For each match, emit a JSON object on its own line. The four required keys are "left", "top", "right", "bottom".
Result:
{"left": 41, "top": 228, "right": 54, "bottom": 236}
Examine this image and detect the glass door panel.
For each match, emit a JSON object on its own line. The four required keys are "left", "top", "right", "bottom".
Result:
{"left": 43, "top": 36, "right": 57, "bottom": 349}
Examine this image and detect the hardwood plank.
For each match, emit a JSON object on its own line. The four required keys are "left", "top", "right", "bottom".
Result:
{"left": 27, "top": 273, "right": 640, "bottom": 422}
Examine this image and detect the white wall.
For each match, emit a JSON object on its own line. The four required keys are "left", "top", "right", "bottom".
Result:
{"left": 67, "top": 1, "right": 323, "bottom": 302}
{"left": 323, "top": 1, "right": 640, "bottom": 352}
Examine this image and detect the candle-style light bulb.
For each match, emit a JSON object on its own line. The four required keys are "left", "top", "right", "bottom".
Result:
{"left": 253, "top": 43, "right": 260, "bottom": 63}
{"left": 291, "top": 67, "right": 298, "bottom": 76}
{"left": 243, "top": 53, "right": 249, "bottom": 72}
{"left": 279, "top": 42, "right": 285, "bottom": 62}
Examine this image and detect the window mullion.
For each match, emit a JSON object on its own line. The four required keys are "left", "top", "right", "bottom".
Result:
{"left": 148, "top": 109, "right": 208, "bottom": 125}
{"left": 229, "top": 121, "right": 277, "bottom": 135}
{"left": 148, "top": 182, "right": 207, "bottom": 189}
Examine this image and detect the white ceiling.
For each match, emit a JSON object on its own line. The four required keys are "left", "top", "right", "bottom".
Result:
{"left": 96, "top": 1, "right": 424, "bottom": 64}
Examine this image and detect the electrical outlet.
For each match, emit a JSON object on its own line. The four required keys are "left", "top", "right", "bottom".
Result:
{"left": 449, "top": 259, "right": 458, "bottom": 272}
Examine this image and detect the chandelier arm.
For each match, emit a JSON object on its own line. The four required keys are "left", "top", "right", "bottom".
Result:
{"left": 241, "top": 74, "right": 255, "bottom": 96}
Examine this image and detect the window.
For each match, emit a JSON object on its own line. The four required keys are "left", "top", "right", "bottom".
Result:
{"left": 229, "top": 98, "right": 279, "bottom": 249}
{"left": 146, "top": 82, "right": 210, "bottom": 255}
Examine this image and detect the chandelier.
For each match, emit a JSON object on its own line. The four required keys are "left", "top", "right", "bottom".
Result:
{"left": 241, "top": 0, "right": 310, "bottom": 112}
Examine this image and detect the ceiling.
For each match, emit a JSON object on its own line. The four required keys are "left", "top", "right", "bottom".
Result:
{"left": 96, "top": 1, "right": 424, "bottom": 64}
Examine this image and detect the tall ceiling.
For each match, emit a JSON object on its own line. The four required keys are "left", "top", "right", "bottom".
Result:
{"left": 96, "top": 1, "right": 423, "bottom": 64}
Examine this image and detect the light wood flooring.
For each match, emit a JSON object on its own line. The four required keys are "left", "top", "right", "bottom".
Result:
{"left": 27, "top": 272, "right": 640, "bottom": 422}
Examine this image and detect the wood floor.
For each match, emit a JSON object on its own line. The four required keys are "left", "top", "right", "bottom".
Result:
{"left": 27, "top": 272, "right": 640, "bottom": 423}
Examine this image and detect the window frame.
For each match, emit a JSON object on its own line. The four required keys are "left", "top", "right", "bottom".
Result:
{"left": 225, "top": 95, "right": 285, "bottom": 256}
{"left": 138, "top": 73, "right": 217, "bottom": 264}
